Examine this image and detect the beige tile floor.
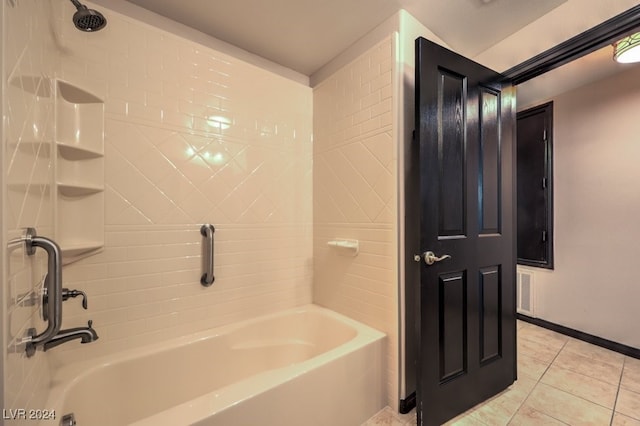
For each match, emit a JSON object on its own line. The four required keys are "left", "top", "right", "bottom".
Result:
{"left": 363, "top": 320, "right": 640, "bottom": 425}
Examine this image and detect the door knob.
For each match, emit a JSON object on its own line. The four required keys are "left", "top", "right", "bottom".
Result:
{"left": 414, "top": 251, "right": 452, "bottom": 265}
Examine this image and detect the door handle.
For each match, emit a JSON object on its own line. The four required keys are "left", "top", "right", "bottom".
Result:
{"left": 414, "top": 251, "right": 452, "bottom": 265}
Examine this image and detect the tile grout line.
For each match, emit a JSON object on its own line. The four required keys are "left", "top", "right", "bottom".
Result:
{"left": 540, "top": 379, "right": 618, "bottom": 412}
{"left": 545, "top": 337, "right": 622, "bottom": 417}
{"left": 561, "top": 341, "right": 628, "bottom": 369}
{"left": 509, "top": 331, "right": 570, "bottom": 425}
{"left": 610, "top": 357, "right": 626, "bottom": 425}
{"left": 546, "top": 343, "right": 625, "bottom": 389}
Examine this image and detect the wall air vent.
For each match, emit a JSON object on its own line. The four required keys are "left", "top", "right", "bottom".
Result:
{"left": 517, "top": 269, "right": 535, "bottom": 316}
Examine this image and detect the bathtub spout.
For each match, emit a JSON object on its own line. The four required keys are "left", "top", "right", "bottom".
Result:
{"left": 43, "top": 320, "right": 98, "bottom": 352}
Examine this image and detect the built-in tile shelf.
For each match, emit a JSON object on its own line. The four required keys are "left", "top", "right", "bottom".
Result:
{"left": 55, "top": 80, "right": 105, "bottom": 264}
{"left": 57, "top": 142, "right": 103, "bottom": 160}
{"left": 9, "top": 76, "right": 105, "bottom": 264}
{"left": 57, "top": 183, "right": 105, "bottom": 197}
{"left": 59, "top": 240, "right": 104, "bottom": 260}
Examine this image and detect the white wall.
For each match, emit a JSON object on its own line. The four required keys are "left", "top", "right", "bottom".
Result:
{"left": 522, "top": 65, "right": 640, "bottom": 348}
{"left": 92, "top": 0, "right": 308, "bottom": 86}
{"left": 313, "top": 34, "right": 398, "bottom": 409}
{"left": 3, "top": 0, "right": 58, "bottom": 418}
{"left": 312, "top": 9, "right": 453, "bottom": 407}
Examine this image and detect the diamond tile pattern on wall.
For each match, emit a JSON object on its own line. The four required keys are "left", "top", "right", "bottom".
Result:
{"left": 315, "top": 131, "right": 394, "bottom": 224}
{"left": 105, "top": 118, "right": 312, "bottom": 226}
{"left": 49, "top": 0, "right": 315, "bottom": 228}
{"left": 40, "top": 1, "right": 314, "bottom": 370}
{"left": 313, "top": 35, "right": 398, "bottom": 409}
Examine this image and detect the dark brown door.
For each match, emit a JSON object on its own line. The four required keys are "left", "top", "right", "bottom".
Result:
{"left": 517, "top": 102, "right": 554, "bottom": 269}
{"left": 415, "top": 38, "right": 517, "bottom": 426}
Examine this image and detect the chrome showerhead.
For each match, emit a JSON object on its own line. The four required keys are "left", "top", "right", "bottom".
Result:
{"left": 69, "top": 0, "right": 107, "bottom": 32}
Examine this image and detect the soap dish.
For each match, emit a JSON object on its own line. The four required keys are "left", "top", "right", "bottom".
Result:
{"left": 327, "top": 239, "right": 359, "bottom": 256}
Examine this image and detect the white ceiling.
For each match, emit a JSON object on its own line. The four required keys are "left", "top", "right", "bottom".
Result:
{"left": 125, "top": 0, "right": 568, "bottom": 76}
{"left": 120, "top": 0, "right": 638, "bottom": 103}
{"left": 402, "top": 0, "right": 567, "bottom": 58}
{"left": 517, "top": 46, "right": 639, "bottom": 111}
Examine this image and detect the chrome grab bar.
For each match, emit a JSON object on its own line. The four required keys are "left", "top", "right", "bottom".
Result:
{"left": 200, "top": 224, "right": 215, "bottom": 287}
{"left": 22, "top": 227, "right": 63, "bottom": 357}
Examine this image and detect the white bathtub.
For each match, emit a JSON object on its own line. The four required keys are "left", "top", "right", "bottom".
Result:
{"left": 42, "top": 305, "right": 386, "bottom": 426}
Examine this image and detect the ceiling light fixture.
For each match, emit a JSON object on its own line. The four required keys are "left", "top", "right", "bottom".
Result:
{"left": 613, "top": 32, "right": 640, "bottom": 63}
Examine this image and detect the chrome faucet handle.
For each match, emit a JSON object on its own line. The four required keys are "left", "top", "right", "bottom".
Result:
{"left": 62, "top": 288, "right": 88, "bottom": 309}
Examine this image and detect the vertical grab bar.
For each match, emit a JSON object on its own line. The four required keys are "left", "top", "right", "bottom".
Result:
{"left": 200, "top": 224, "right": 215, "bottom": 287}
{"left": 22, "top": 228, "right": 63, "bottom": 357}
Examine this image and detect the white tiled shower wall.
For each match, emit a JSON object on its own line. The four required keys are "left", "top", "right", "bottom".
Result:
{"left": 3, "top": 0, "right": 57, "bottom": 414}
{"left": 3, "top": 0, "right": 401, "bottom": 415}
{"left": 41, "top": 0, "right": 314, "bottom": 368}
{"left": 313, "top": 36, "right": 399, "bottom": 408}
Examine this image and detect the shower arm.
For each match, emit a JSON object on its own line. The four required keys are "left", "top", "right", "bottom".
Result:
{"left": 69, "top": 0, "right": 85, "bottom": 9}
{"left": 21, "top": 228, "right": 63, "bottom": 357}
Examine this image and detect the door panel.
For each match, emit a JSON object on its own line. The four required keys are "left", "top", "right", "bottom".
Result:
{"left": 439, "top": 271, "right": 467, "bottom": 383}
{"left": 479, "top": 88, "right": 501, "bottom": 234}
{"left": 415, "top": 38, "right": 516, "bottom": 426}
{"left": 438, "top": 69, "right": 466, "bottom": 238}
{"left": 479, "top": 266, "right": 501, "bottom": 364}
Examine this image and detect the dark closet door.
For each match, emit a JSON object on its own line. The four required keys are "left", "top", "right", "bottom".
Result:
{"left": 415, "top": 38, "right": 517, "bottom": 426}
{"left": 517, "top": 102, "right": 554, "bottom": 268}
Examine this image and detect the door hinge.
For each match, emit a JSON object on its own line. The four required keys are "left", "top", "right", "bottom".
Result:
{"left": 543, "top": 129, "right": 547, "bottom": 142}
{"left": 542, "top": 178, "right": 547, "bottom": 189}
{"left": 542, "top": 230, "right": 547, "bottom": 242}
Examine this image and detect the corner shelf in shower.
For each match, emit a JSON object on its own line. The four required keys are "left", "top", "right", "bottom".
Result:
{"left": 57, "top": 182, "right": 105, "bottom": 197}
{"left": 59, "top": 240, "right": 104, "bottom": 265}
{"left": 61, "top": 242, "right": 103, "bottom": 257}
{"left": 54, "top": 80, "right": 105, "bottom": 265}
{"left": 57, "top": 142, "right": 103, "bottom": 160}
